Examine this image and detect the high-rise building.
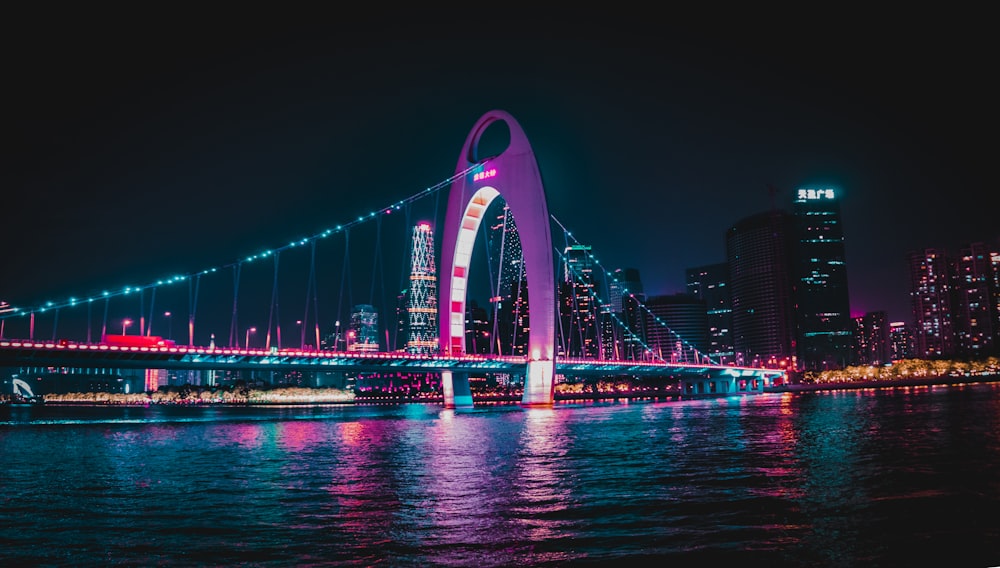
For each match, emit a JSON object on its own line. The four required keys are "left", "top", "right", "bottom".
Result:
{"left": 607, "top": 268, "right": 645, "bottom": 360}
{"left": 889, "top": 321, "right": 916, "bottom": 361}
{"left": 908, "top": 248, "right": 955, "bottom": 358}
{"left": 953, "top": 242, "right": 998, "bottom": 357}
{"left": 853, "top": 311, "right": 890, "bottom": 366}
{"left": 621, "top": 293, "right": 648, "bottom": 360}
{"left": 907, "top": 240, "right": 1000, "bottom": 359}
{"left": 686, "top": 263, "right": 734, "bottom": 364}
{"left": 559, "top": 244, "right": 598, "bottom": 358}
{"left": 393, "top": 289, "right": 407, "bottom": 352}
{"left": 792, "top": 188, "right": 853, "bottom": 371}
{"left": 642, "top": 293, "right": 709, "bottom": 363}
{"left": 405, "top": 223, "right": 438, "bottom": 354}
{"left": 726, "top": 210, "right": 797, "bottom": 368}
{"left": 348, "top": 304, "right": 379, "bottom": 352}
{"left": 486, "top": 199, "right": 528, "bottom": 356}
{"left": 608, "top": 268, "right": 643, "bottom": 313}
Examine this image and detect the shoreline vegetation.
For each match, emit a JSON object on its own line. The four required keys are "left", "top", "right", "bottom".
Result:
{"left": 4, "top": 358, "right": 998, "bottom": 406}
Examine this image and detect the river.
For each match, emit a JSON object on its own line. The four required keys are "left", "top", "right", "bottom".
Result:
{"left": 2, "top": 382, "right": 999, "bottom": 566}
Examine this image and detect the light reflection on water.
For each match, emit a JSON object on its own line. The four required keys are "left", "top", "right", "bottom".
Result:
{"left": 1, "top": 384, "right": 999, "bottom": 566}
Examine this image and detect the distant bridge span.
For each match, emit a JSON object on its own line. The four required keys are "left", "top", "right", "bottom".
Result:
{"left": 0, "top": 340, "right": 785, "bottom": 385}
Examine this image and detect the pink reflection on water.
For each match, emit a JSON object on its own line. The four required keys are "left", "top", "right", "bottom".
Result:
{"left": 511, "top": 408, "right": 576, "bottom": 547}
{"left": 276, "top": 420, "right": 325, "bottom": 453}
{"left": 324, "top": 420, "right": 401, "bottom": 538}
{"left": 753, "top": 393, "right": 806, "bottom": 501}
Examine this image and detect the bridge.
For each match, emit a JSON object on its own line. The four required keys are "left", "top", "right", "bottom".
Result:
{"left": 0, "top": 110, "right": 786, "bottom": 407}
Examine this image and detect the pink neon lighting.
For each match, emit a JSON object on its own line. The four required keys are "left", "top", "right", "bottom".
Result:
{"left": 473, "top": 168, "right": 497, "bottom": 182}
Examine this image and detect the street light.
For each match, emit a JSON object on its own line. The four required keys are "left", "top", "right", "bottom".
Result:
{"left": 122, "top": 318, "right": 133, "bottom": 335}
{"left": 164, "top": 311, "right": 172, "bottom": 340}
{"left": 245, "top": 327, "right": 256, "bottom": 350}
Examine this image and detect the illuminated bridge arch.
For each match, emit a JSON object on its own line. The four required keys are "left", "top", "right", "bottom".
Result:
{"left": 439, "top": 110, "right": 556, "bottom": 408}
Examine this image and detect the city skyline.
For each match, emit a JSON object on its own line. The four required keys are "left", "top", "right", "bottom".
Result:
{"left": 5, "top": 13, "right": 994, "bottom": 327}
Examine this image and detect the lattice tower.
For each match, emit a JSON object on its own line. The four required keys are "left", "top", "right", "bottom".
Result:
{"left": 406, "top": 223, "right": 438, "bottom": 353}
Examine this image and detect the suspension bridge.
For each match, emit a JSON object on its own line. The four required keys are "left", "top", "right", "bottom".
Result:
{"left": 0, "top": 110, "right": 786, "bottom": 407}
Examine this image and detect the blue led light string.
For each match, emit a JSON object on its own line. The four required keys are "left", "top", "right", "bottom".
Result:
{"left": 0, "top": 162, "right": 487, "bottom": 344}
{"left": 552, "top": 245, "right": 665, "bottom": 364}
{"left": 551, "top": 214, "right": 721, "bottom": 366}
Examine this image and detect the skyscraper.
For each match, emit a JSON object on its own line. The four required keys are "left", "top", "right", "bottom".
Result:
{"left": 908, "top": 241, "right": 1000, "bottom": 359}
{"left": 792, "top": 188, "right": 853, "bottom": 371}
{"left": 405, "top": 222, "right": 438, "bottom": 354}
{"left": 486, "top": 199, "right": 528, "bottom": 355}
{"left": 954, "top": 242, "right": 998, "bottom": 357}
{"left": 726, "top": 210, "right": 797, "bottom": 368}
{"left": 686, "top": 263, "right": 734, "bottom": 364}
{"left": 908, "top": 248, "right": 955, "bottom": 358}
{"left": 559, "top": 244, "right": 598, "bottom": 358}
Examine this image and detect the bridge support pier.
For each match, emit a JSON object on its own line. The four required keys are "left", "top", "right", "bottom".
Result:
{"left": 520, "top": 360, "right": 555, "bottom": 408}
{"left": 441, "top": 370, "right": 474, "bottom": 409}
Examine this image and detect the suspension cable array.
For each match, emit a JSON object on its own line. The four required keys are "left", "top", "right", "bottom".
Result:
{"left": 551, "top": 214, "right": 720, "bottom": 366}
{"left": 1, "top": 163, "right": 487, "bottom": 343}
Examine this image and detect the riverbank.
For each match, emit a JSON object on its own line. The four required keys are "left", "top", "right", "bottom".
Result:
{"left": 766, "top": 374, "right": 1000, "bottom": 393}
{"left": 6, "top": 375, "right": 998, "bottom": 407}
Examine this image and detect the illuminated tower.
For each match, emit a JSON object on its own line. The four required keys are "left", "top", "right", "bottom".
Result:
{"left": 406, "top": 222, "right": 438, "bottom": 353}
{"left": 792, "top": 188, "right": 853, "bottom": 371}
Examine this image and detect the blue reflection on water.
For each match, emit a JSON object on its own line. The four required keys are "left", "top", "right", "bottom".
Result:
{"left": 1, "top": 385, "right": 999, "bottom": 566}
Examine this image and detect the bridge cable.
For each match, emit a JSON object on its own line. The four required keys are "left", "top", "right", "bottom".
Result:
{"left": 376, "top": 216, "right": 390, "bottom": 351}
{"left": 335, "top": 228, "right": 352, "bottom": 351}
{"left": 188, "top": 273, "right": 201, "bottom": 347}
{"left": 101, "top": 297, "right": 109, "bottom": 341}
{"left": 0, "top": 163, "right": 485, "bottom": 345}
{"left": 550, "top": 214, "right": 720, "bottom": 366}
{"left": 229, "top": 263, "right": 242, "bottom": 348}
{"left": 301, "top": 244, "right": 314, "bottom": 349}
{"left": 553, "top": 244, "right": 666, "bottom": 364}
{"left": 310, "top": 240, "right": 321, "bottom": 351}
{"left": 145, "top": 287, "right": 157, "bottom": 337}
{"left": 394, "top": 202, "right": 412, "bottom": 351}
{"left": 483, "top": 203, "right": 499, "bottom": 355}
{"left": 266, "top": 251, "right": 280, "bottom": 350}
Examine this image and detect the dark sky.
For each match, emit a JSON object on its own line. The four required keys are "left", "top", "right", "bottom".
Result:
{"left": 3, "top": 11, "right": 995, "bottom": 342}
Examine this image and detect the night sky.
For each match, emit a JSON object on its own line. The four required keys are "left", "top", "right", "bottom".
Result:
{"left": 4, "top": 12, "right": 995, "bottom": 342}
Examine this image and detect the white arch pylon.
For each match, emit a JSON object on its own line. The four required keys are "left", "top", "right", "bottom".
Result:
{"left": 438, "top": 110, "right": 556, "bottom": 408}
